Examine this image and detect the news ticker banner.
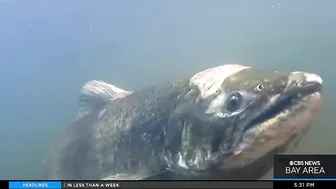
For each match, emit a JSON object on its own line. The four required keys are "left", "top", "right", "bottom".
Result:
{"left": 4, "top": 181, "right": 272, "bottom": 189}
{"left": 273, "top": 154, "right": 336, "bottom": 188}
{"left": 3, "top": 155, "right": 336, "bottom": 189}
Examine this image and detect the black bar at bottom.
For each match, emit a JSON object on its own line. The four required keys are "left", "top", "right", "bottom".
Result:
{"left": 62, "top": 181, "right": 272, "bottom": 189}
{"left": 0, "top": 181, "right": 8, "bottom": 188}
{"left": 274, "top": 180, "right": 334, "bottom": 189}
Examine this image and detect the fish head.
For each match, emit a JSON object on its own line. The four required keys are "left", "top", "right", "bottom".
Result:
{"left": 164, "top": 64, "right": 322, "bottom": 179}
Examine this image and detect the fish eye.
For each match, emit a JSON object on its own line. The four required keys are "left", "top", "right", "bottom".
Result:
{"left": 256, "top": 83, "right": 265, "bottom": 91}
{"left": 225, "top": 92, "right": 242, "bottom": 112}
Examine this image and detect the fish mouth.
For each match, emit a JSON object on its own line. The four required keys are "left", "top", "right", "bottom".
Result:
{"left": 225, "top": 79, "right": 322, "bottom": 171}
{"left": 246, "top": 81, "right": 322, "bottom": 131}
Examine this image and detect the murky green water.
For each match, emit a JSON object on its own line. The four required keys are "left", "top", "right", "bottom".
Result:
{"left": 0, "top": 0, "right": 335, "bottom": 179}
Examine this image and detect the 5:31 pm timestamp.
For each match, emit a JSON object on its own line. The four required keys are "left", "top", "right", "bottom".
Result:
{"left": 294, "top": 182, "right": 315, "bottom": 188}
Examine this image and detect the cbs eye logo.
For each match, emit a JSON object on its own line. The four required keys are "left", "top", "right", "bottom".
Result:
{"left": 289, "top": 161, "right": 304, "bottom": 166}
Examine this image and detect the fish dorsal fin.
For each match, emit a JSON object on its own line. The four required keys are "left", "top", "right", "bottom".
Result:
{"left": 77, "top": 80, "right": 132, "bottom": 119}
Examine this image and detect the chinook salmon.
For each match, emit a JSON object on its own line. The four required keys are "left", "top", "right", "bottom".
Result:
{"left": 48, "top": 64, "right": 322, "bottom": 180}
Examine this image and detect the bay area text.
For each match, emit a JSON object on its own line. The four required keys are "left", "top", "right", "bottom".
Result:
{"left": 286, "top": 160, "right": 325, "bottom": 175}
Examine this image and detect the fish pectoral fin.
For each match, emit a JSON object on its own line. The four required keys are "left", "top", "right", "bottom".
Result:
{"left": 77, "top": 80, "right": 132, "bottom": 119}
{"left": 102, "top": 170, "right": 170, "bottom": 180}
{"left": 102, "top": 173, "right": 152, "bottom": 180}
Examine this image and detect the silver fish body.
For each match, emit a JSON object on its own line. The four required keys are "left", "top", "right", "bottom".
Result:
{"left": 47, "top": 64, "right": 322, "bottom": 180}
